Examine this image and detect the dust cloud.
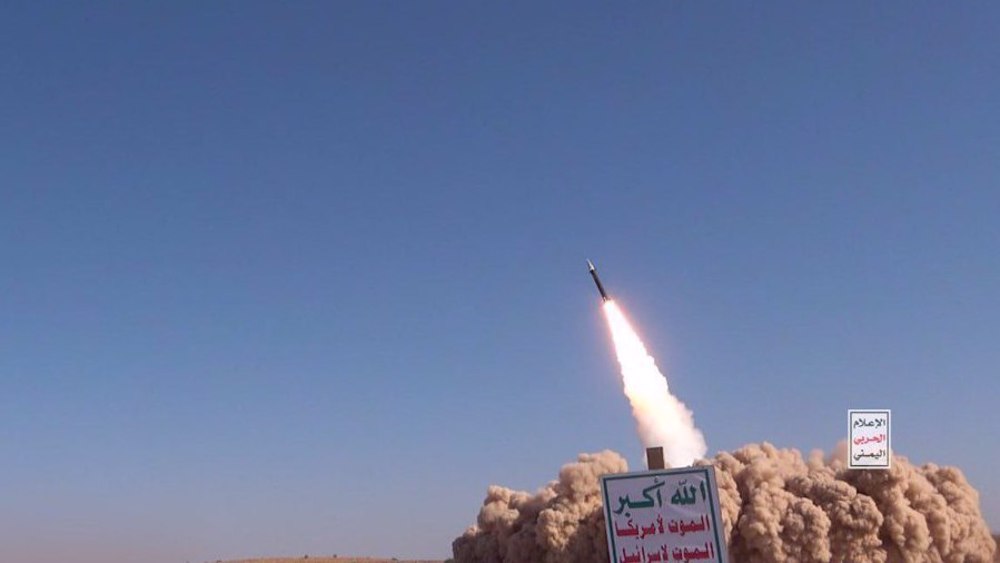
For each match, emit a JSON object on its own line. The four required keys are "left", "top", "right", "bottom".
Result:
{"left": 452, "top": 444, "right": 996, "bottom": 563}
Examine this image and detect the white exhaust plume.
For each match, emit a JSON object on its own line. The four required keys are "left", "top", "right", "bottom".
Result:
{"left": 602, "top": 300, "right": 706, "bottom": 467}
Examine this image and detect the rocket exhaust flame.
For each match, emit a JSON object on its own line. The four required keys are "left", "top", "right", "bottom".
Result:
{"left": 602, "top": 300, "right": 706, "bottom": 468}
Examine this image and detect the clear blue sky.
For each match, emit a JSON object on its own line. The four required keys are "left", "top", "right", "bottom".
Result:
{"left": 2, "top": 2, "right": 998, "bottom": 562}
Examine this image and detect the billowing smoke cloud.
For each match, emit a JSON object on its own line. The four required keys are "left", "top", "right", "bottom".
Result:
{"left": 603, "top": 301, "right": 705, "bottom": 467}
{"left": 452, "top": 444, "right": 997, "bottom": 563}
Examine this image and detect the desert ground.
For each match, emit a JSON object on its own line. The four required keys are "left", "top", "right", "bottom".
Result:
{"left": 221, "top": 537, "right": 1000, "bottom": 563}
{"left": 221, "top": 539, "right": 1000, "bottom": 563}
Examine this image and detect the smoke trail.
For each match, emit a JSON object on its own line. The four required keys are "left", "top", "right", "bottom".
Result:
{"left": 602, "top": 300, "right": 706, "bottom": 467}
{"left": 452, "top": 445, "right": 997, "bottom": 563}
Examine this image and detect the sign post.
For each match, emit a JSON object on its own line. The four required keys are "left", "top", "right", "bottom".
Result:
{"left": 601, "top": 466, "right": 728, "bottom": 563}
{"left": 646, "top": 447, "right": 665, "bottom": 470}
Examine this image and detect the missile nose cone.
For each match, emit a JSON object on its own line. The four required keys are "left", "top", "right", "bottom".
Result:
{"left": 587, "top": 259, "right": 595, "bottom": 271}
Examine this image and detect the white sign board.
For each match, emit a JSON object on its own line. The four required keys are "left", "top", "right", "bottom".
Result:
{"left": 600, "top": 466, "right": 728, "bottom": 563}
{"left": 848, "top": 409, "right": 891, "bottom": 469}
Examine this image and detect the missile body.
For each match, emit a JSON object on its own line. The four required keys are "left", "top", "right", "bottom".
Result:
{"left": 587, "top": 259, "right": 610, "bottom": 302}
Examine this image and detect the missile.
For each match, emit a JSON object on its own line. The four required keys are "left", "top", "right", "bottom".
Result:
{"left": 587, "top": 259, "right": 610, "bottom": 302}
